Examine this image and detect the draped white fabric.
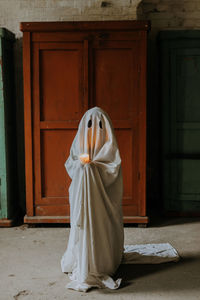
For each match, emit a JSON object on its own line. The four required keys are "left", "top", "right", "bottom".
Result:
{"left": 60, "top": 107, "right": 180, "bottom": 292}
{"left": 123, "top": 243, "right": 179, "bottom": 264}
{"left": 61, "top": 107, "right": 124, "bottom": 291}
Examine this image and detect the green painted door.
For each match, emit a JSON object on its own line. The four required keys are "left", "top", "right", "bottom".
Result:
{"left": 0, "top": 28, "right": 16, "bottom": 225}
{"left": 160, "top": 31, "right": 200, "bottom": 213}
{"left": 0, "top": 29, "right": 8, "bottom": 220}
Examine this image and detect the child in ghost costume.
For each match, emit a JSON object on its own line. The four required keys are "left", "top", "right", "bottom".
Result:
{"left": 61, "top": 107, "right": 124, "bottom": 291}
{"left": 61, "top": 107, "right": 180, "bottom": 292}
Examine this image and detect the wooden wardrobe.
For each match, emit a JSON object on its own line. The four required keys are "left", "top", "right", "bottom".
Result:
{"left": 21, "top": 21, "right": 150, "bottom": 225}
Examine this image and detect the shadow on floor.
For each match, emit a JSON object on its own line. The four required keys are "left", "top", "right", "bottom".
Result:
{"left": 148, "top": 216, "right": 200, "bottom": 227}
{"left": 97, "top": 255, "right": 200, "bottom": 294}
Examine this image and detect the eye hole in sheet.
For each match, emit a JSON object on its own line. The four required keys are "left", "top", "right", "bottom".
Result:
{"left": 99, "top": 120, "right": 103, "bottom": 129}
{"left": 88, "top": 119, "right": 92, "bottom": 128}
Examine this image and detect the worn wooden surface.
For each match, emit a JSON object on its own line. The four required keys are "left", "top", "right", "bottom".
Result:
{"left": 20, "top": 20, "right": 150, "bottom": 32}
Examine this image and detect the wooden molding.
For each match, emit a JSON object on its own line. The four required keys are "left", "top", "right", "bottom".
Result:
{"left": 20, "top": 20, "right": 150, "bottom": 32}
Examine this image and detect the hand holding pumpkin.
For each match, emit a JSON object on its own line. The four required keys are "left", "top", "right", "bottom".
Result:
{"left": 79, "top": 153, "right": 90, "bottom": 164}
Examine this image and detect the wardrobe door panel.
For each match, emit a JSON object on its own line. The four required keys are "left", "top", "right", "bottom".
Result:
{"left": 115, "top": 130, "right": 135, "bottom": 207}
{"left": 40, "top": 130, "right": 76, "bottom": 199}
{"left": 40, "top": 48, "right": 82, "bottom": 121}
{"left": 92, "top": 41, "right": 139, "bottom": 120}
{"left": 32, "top": 42, "right": 85, "bottom": 216}
{"left": 94, "top": 48, "right": 133, "bottom": 120}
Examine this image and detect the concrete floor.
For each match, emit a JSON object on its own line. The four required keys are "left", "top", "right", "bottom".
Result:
{"left": 0, "top": 218, "right": 200, "bottom": 300}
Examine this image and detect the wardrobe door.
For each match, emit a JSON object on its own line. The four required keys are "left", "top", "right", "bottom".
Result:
{"left": 90, "top": 37, "right": 147, "bottom": 222}
{"left": 32, "top": 42, "right": 87, "bottom": 217}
